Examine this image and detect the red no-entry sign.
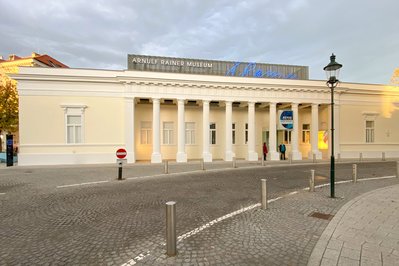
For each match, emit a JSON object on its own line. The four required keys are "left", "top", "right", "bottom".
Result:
{"left": 116, "top": 148, "right": 127, "bottom": 159}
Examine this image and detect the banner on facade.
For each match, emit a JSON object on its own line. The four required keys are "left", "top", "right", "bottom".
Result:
{"left": 318, "top": 131, "right": 328, "bottom": 149}
{"left": 127, "top": 54, "right": 309, "bottom": 80}
{"left": 277, "top": 110, "right": 293, "bottom": 130}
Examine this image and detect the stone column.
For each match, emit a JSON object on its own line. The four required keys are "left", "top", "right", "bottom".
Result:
{"left": 202, "top": 100, "right": 212, "bottom": 162}
{"left": 176, "top": 99, "right": 187, "bottom": 162}
{"left": 291, "top": 103, "right": 302, "bottom": 160}
{"left": 151, "top": 98, "right": 162, "bottom": 163}
{"left": 269, "top": 102, "right": 279, "bottom": 160}
{"left": 247, "top": 102, "right": 258, "bottom": 161}
{"left": 309, "top": 103, "right": 322, "bottom": 159}
{"left": 225, "top": 101, "right": 235, "bottom": 161}
{"left": 124, "top": 97, "right": 135, "bottom": 163}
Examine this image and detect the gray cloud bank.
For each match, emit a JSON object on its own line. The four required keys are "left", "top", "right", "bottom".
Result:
{"left": 0, "top": 0, "right": 398, "bottom": 84}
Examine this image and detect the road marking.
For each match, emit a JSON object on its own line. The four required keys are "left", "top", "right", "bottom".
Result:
{"left": 56, "top": 180, "right": 109, "bottom": 188}
{"left": 121, "top": 250, "right": 151, "bottom": 266}
{"left": 120, "top": 174, "right": 397, "bottom": 265}
{"left": 0, "top": 193, "right": 5, "bottom": 195}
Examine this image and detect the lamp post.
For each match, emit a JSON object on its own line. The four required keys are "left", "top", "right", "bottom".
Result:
{"left": 323, "top": 53, "right": 343, "bottom": 198}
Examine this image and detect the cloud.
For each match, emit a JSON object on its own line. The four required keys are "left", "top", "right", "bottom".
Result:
{"left": 0, "top": 0, "right": 398, "bottom": 84}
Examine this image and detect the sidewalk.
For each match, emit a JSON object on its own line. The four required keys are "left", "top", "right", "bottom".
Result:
{"left": 308, "top": 184, "right": 399, "bottom": 266}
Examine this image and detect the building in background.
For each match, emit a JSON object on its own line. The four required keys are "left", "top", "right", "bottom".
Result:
{"left": 0, "top": 52, "right": 68, "bottom": 154}
{"left": 10, "top": 55, "right": 399, "bottom": 166}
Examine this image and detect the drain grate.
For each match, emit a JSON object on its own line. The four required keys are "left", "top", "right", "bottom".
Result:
{"left": 309, "top": 212, "right": 334, "bottom": 220}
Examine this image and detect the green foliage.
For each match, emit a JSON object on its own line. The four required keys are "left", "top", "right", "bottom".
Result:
{"left": 0, "top": 74, "right": 19, "bottom": 133}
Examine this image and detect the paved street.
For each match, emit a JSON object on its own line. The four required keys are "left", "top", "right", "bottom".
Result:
{"left": 0, "top": 160, "right": 398, "bottom": 265}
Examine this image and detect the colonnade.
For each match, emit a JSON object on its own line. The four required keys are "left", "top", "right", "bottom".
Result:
{"left": 124, "top": 98, "right": 327, "bottom": 163}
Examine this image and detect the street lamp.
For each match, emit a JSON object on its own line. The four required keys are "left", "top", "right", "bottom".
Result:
{"left": 324, "top": 53, "right": 343, "bottom": 198}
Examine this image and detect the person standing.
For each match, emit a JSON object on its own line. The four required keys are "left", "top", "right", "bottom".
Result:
{"left": 263, "top": 142, "right": 268, "bottom": 161}
{"left": 279, "top": 143, "right": 286, "bottom": 160}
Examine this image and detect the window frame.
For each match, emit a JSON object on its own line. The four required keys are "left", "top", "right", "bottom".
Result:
{"left": 232, "top": 123, "right": 236, "bottom": 145}
{"left": 302, "top": 124, "right": 310, "bottom": 144}
{"left": 61, "top": 105, "right": 87, "bottom": 145}
{"left": 210, "top": 122, "right": 216, "bottom": 145}
{"left": 140, "top": 121, "right": 152, "bottom": 145}
{"left": 185, "top": 122, "right": 196, "bottom": 145}
{"left": 162, "top": 121, "right": 174, "bottom": 145}
{"left": 284, "top": 130, "right": 292, "bottom": 144}
{"left": 365, "top": 120, "right": 375, "bottom": 143}
{"left": 245, "top": 123, "right": 248, "bottom": 144}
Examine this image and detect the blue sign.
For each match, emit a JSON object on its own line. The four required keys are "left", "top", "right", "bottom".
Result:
{"left": 279, "top": 110, "right": 293, "bottom": 130}
{"left": 226, "top": 62, "right": 298, "bottom": 79}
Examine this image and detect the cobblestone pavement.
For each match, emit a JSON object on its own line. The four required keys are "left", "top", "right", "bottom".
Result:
{"left": 308, "top": 184, "right": 399, "bottom": 266}
{"left": 0, "top": 160, "right": 398, "bottom": 265}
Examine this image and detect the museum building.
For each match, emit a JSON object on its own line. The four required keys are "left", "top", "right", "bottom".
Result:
{"left": 12, "top": 55, "right": 399, "bottom": 165}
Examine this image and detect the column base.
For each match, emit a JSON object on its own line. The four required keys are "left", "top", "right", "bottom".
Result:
{"left": 176, "top": 152, "right": 187, "bottom": 163}
{"left": 151, "top": 152, "right": 162, "bottom": 163}
{"left": 269, "top": 151, "right": 280, "bottom": 161}
{"left": 203, "top": 152, "right": 212, "bottom": 162}
{"left": 247, "top": 151, "right": 258, "bottom": 161}
{"left": 225, "top": 151, "right": 236, "bottom": 161}
{"left": 308, "top": 150, "right": 322, "bottom": 160}
{"left": 291, "top": 150, "right": 302, "bottom": 160}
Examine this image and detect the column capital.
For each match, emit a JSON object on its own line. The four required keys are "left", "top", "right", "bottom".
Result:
{"left": 291, "top": 102, "right": 299, "bottom": 108}
{"left": 248, "top": 101, "right": 256, "bottom": 107}
{"left": 152, "top": 98, "right": 160, "bottom": 103}
{"left": 225, "top": 101, "right": 233, "bottom": 106}
{"left": 202, "top": 100, "right": 210, "bottom": 105}
{"left": 177, "top": 99, "right": 185, "bottom": 104}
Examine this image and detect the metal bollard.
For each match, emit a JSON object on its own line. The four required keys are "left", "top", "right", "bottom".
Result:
{"left": 232, "top": 157, "right": 237, "bottom": 168}
{"left": 312, "top": 154, "right": 316, "bottom": 163}
{"left": 118, "top": 161, "right": 123, "bottom": 180}
{"left": 200, "top": 158, "right": 205, "bottom": 170}
{"left": 382, "top": 152, "right": 385, "bottom": 161}
{"left": 166, "top": 201, "right": 177, "bottom": 256}
{"left": 164, "top": 160, "right": 169, "bottom": 174}
{"left": 352, "top": 164, "right": 357, "bottom": 183}
{"left": 359, "top": 152, "right": 363, "bottom": 162}
{"left": 309, "top": 170, "right": 315, "bottom": 192}
{"left": 396, "top": 161, "right": 399, "bottom": 178}
{"left": 261, "top": 179, "right": 268, "bottom": 210}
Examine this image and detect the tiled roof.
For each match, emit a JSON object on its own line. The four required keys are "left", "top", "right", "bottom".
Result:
{"left": 0, "top": 52, "right": 68, "bottom": 68}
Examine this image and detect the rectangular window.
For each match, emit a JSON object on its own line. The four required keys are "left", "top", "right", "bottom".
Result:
{"left": 185, "top": 122, "right": 195, "bottom": 145}
{"left": 140, "top": 121, "right": 152, "bottom": 144}
{"left": 284, "top": 130, "right": 291, "bottom": 144}
{"left": 245, "top": 123, "right": 248, "bottom": 144}
{"left": 366, "top": 120, "right": 374, "bottom": 143}
{"left": 302, "top": 124, "right": 310, "bottom": 143}
{"left": 232, "top": 123, "right": 236, "bottom": 145}
{"left": 210, "top": 123, "right": 216, "bottom": 145}
{"left": 66, "top": 115, "right": 82, "bottom": 144}
{"left": 162, "top": 122, "right": 174, "bottom": 145}
{"left": 62, "top": 105, "right": 86, "bottom": 144}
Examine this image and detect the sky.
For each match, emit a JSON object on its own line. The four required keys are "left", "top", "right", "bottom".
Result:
{"left": 0, "top": 0, "right": 398, "bottom": 85}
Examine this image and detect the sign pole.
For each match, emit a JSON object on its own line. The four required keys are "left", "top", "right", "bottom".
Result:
{"left": 116, "top": 148, "right": 127, "bottom": 180}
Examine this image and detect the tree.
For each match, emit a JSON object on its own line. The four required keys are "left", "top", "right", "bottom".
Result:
{"left": 0, "top": 74, "right": 19, "bottom": 152}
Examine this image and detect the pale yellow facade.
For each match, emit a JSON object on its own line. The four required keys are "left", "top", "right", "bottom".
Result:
{"left": 12, "top": 67, "right": 399, "bottom": 165}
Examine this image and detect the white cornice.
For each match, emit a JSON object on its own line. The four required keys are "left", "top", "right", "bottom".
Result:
{"left": 11, "top": 67, "right": 394, "bottom": 102}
